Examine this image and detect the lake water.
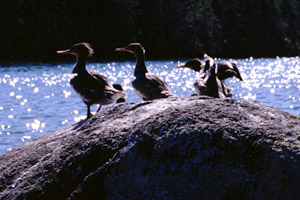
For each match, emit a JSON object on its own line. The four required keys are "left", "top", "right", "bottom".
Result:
{"left": 1, "top": 57, "right": 300, "bottom": 155}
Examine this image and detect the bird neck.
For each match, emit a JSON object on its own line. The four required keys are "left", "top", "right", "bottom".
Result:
{"left": 73, "top": 55, "right": 87, "bottom": 73}
{"left": 134, "top": 54, "right": 148, "bottom": 76}
{"left": 209, "top": 65, "right": 216, "bottom": 78}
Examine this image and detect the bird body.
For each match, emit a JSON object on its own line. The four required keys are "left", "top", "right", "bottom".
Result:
{"left": 193, "top": 74, "right": 208, "bottom": 96}
{"left": 177, "top": 58, "right": 209, "bottom": 96}
{"left": 116, "top": 43, "right": 176, "bottom": 100}
{"left": 193, "top": 66, "right": 211, "bottom": 96}
{"left": 57, "top": 42, "right": 125, "bottom": 119}
{"left": 70, "top": 70, "right": 123, "bottom": 106}
{"left": 205, "top": 64, "right": 226, "bottom": 98}
{"left": 132, "top": 73, "right": 174, "bottom": 100}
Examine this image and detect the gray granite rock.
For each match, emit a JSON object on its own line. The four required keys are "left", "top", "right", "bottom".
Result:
{"left": 0, "top": 96, "right": 300, "bottom": 200}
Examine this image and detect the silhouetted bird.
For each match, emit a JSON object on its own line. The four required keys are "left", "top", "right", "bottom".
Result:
{"left": 57, "top": 42, "right": 125, "bottom": 119}
{"left": 116, "top": 43, "right": 176, "bottom": 100}
{"left": 177, "top": 54, "right": 225, "bottom": 98}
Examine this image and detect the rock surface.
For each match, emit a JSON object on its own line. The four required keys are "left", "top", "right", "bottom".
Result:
{"left": 1, "top": 96, "right": 300, "bottom": 200}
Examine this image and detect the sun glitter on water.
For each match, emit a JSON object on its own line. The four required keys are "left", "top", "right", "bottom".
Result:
{"left": 0, "top": 58, "right": 300, "bottom": 154}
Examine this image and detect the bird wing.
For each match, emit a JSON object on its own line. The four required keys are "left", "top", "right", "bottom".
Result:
{"left": 89, "top": 70, "right": 111, "bottom": 88}
{"left": 70, "top": 70, "right": 119, "bottom": 105}
{"left": 90, "top": 71, "right": 123, "bottom": 101}
{"left": 132, "top": 73, "right": 175, "bottom": 100}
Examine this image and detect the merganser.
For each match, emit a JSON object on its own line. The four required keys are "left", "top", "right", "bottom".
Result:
{"left": 115, "top": 43, "right": 176, "bottom": 100}
{"left": 57, "top": 42, "right": 125, "bottom": 119}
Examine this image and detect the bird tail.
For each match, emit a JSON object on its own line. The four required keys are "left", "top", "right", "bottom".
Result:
{"left": 113, "top": 84, "right": 126, "bottom": 103}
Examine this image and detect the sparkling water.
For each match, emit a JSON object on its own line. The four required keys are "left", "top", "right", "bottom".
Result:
{"left": 0, "top": 57, "right": 300, "bottom": 154}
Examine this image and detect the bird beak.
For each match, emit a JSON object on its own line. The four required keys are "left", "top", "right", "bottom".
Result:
{"left": 176, "top": 65, "right": 187, "bottom": 68}
{"left": 115, "top": 48, "right": 135, "bottom": 54}
{"left": 236, "top": 71, "right": 243, "bottom": 81}
{"left": 115, "top": 48, "right": 128, "bottom": 52}
{"left": 238, "top": 75, "right": 243, "bottom": 81}
{"left": 57, "top": 49, "right": 73, "bottom": 54}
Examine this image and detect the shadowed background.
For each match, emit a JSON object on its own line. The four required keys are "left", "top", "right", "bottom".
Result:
{"left": 0, "top": 0, "right": 300, "bottom": 61}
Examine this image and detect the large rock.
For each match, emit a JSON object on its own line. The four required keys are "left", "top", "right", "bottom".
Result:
{"left": 1, "top": 96, "right": 300, "bottom": 200}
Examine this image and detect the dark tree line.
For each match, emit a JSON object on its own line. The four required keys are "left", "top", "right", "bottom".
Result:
{"left": 0, "top": 0, "right": 300, "bottom": 61}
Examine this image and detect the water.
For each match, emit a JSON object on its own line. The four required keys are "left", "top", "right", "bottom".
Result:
{"left": 0, "top": 57, "right": 300, "bottom": 155}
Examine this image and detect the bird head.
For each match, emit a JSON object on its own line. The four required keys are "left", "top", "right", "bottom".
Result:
{"left": 57, "top": 42, "right": 94, "bottom": 57}
{"left": 115, "top": 43, "right": 145, "bottom": 57}
{"left": 176, "top": 58, "right": 203, "bottom": 72}
{"left": 231, "top": 61, "right": 243, "bottom": 81}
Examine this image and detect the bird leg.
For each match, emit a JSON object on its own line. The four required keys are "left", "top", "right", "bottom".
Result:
{"left": 87, "top": 105, "right": 91, "bottom": 119}
{"left": 96, "top": 104, "right": 102, "bottom": 113}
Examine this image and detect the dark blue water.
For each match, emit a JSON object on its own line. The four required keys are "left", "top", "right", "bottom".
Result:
{"left": 1, "top": 57, "right": 300, "bottom": 154}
